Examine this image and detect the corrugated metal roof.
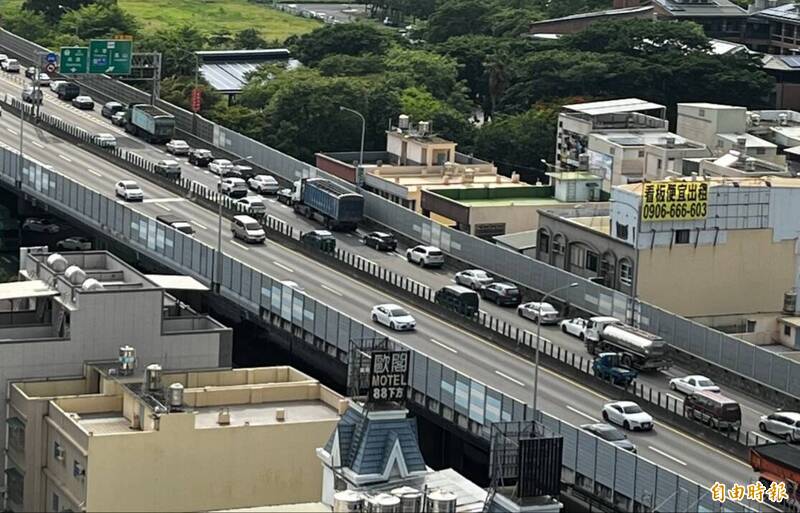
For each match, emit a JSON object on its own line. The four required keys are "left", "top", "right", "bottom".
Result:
{"left": 200, "top": 63, "right": 261, "bottom": 93}
{"left": 564, "top": 98, "right": 665, "bottom": 116}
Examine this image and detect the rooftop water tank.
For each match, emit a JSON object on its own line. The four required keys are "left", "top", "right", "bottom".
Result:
{"left": 425, "top": 490, "right": 456, "bottom": 513}
{"left": 64, "top": 265, "right": 86, "bottom": 285}
{"left": 333, "top": 490, "right": 364, "bottom": 513}
{"left": 391, "top": 486, "right": 423, "bottom": 513}
{"left": 168, "top": 383, "right": 184, "bottom": 409}
{"left": 145, "top": 364, "right": 162, "bottom": 392}
{"left": 81, "top": 278, "right": 104, "bottom": 291}
{"left": 784, "top": 290, "right": 797, "bottom": 315}
{"left": 46, "top": 253, "right": 69, "bottom": 273}
{"left": 119, "top": 346, "right": 136, "bottom": 375}
{"left": 365, "top": 493, "right": 400, "bottom": 513}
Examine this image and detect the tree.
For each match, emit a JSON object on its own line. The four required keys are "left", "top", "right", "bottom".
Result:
{"left": 0, "top": 9, "right": 50, "bottom": 45}
{"left": 317, "top": 54, "right": 386, "bottom": 77}
{"left": 234, "top": 28, "right": 267, "bottom": 50}
{"left": 425, "top": 0, "right": 493, "bottom": 43}
{"left": 289, "top": 23, "right": 394, "bottom": 66}
{"left": 472, "top": 105, "right": 561, "bottom": 181}
{"left": 383, "top": 47, "right": 461, "bottom": 100}
{"left": 561, "top": 19, "right": 710, "bottom": 57}
{"left": 57, "top": 2, "right": 139, "bottom": 41}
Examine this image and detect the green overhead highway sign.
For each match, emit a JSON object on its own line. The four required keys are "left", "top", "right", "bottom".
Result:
{"left": 59, "top": 47, "right": 88, "bottom": 75}
{"left": 89, "top": 39, "right": 132, "bottom": 75}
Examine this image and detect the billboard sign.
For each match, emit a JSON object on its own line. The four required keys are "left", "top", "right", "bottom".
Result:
{"left": 368, "top": 350, "right": 409, "bottom": 403}
{"left": 641, "top": 180, "right": 709, "bottom": 221}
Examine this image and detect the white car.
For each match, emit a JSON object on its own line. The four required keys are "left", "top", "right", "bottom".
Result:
{"left": 281, "top": 280, "right": 304, "bottom": 292}
{"left": 248, "top": 174, "right": 280, "bottom": 194}
{"left": 759, "top": 412, "right": 800, "bottom": 441}
{"left": 165, "top": 139, "right": 190, "bottom": 155}
{"left": 371, "top": 303, "right": 416, "bottom": 331}
{"left": 454, "top": 269, "right": 493, "bottom": 290}
{"left": 92, "top": 133, "right": 117, "bottom": 148}
{"left": 602, "top": 401, "right": 654, "bottom": 431}
{"left": 208, "top": 159, "right": 235, "bottom": 175}
{"left": 669, "top": 375, "right": 720, "bottom": 395}
{"left": 50, "top": 80, "right": 66, "bottom": 92}
{"left": 406, "top": 245, "right": 445, "bottom": 267}
{"left": 218, "top": 177, "right": 248, "bottom": 198}
{"left": 236, "top": 196, "right": 266, "bottom": 216}
{"left": 56, "top": 236, "right": 92, "bottom": 251}
{"left": 517, "top": 302, "right": 559, "bottom": 324}
{"left": 115, "top": 180, "right": 143, "bottom": 201}
{"left": 0, "top": 54, "right": 7, "bottom": 64}
{"left": 559, "top": 317, "right": 588, "bottom": 339}
{"left": 37, "top": 72, "right": 50, "bottom": 86}
{"left": 2, "top": 59, "right": 20, "bottom": 72}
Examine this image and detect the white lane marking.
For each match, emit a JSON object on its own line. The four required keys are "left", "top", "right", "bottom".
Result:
{"left": 280, "top": 204, "right": 290, "bottom": 210}
{"left": 87, "top": 168, "right": 102, "bottom": 177}
{"left": 648, "top": 446, "right": 687, "bottom": 466}
{"left": 268, "top": 199, "right": 276, "bottom": 203}
{"left": 157, "top": 204, "right": 172, "bottom": 212}
{"left": 320, "top": 284, "right": 343, "bottom": 297}
{"left": 273, "top": 260, "right": 294, "bottom": 273}
{"left": 393, "top": 252, "right": 405, "bottom": 259}
{"left": 494, "top": 370, "right": 525, "bottom": 387}
{"left": 142, "top": 197, "right": 186, "bottom": 204}
{"left": 191, "top": 220, "right": 208, "bottom": 230}
{"left": 6, "top": 128, "right": 16, "bottom": 135}
{"left": 30, "top": 141, "right": 44, "bottom": 149}
{"left": 203, "top": 170, "right": 209, "bottom": 174}
{"left": 58, "top": 154, "right": 72, "bottom": 162}
{"left": 230, "top": 240, "right": 250, "bottom": 251}
{"left": 566, "top": 405, "right": 598, "bottom": 422}
{"left": 429, "top": 338, "right": 458, "bottom": 354}
{"left": 345, "top": 233, "right": 353, "bottom": 238}
{"left": 759, "top": 434, "right": 776, "bottom": 443}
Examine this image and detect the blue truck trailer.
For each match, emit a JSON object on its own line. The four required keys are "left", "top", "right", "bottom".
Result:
{"left": 291, "top": 178, "right": 364, "bottom": 231}
{"left": 125, "top": 103, "right": 176, "bottom": 144}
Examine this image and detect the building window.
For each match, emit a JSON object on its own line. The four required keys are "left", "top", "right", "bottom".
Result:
{"left": 73, "top": 460, "right": 84, "bottom": 479}
{"left": 552, "top": 236, "right": 564, "bottom": 255}
{"left": 699, "top": 108, "right": 706, "bottom": 117}
{"left": 620, "top": 260, "right": 633, "bottom": 286}
{"left": 52, "top": 493, "right": 60, "bottom": 513}
{"left": 7, "top": 417, "right": 25, "bottom": 454}
{"left": 54, "top": 441, "right": 65, "bottom": 462}
{"left": 638, "top": 150, "right": 645, "bottom": 158}
{"left": 616, "top": 223, "right": 629, "bottom": 240}
{"left": 5, "top": 468, "right": 23, "bottom": 506}
{"left": 756, "top": 147, "right": 766, "bottom": 155}
{"left": 656, "top": 158, "right": 662, "bottom": 170}
{"left": 539, "top": 231, "right": 550, "bottom": 253}
{"left": 609, "top": 148, "right": 616, "bottom": 155}
{"left": 585, "top": 251, "right": 599, "bottom": 272}
{"left": 785, "top": 325, "right": 792, "bottom": 337}
{"left": 674, "top": 230, "right": 690, "bottom": 244}
{"left": 570, "top": 246, "right": 586, "bottom": 268}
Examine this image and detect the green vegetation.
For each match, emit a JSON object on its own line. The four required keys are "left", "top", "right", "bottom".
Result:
{"left": 0, "top": 0, "right": 775, "bottom": 182}
{"left": 118, "top": 0, "right": 320, "bottom": 42}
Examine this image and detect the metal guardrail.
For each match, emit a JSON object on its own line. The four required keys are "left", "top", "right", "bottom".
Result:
{"left": 0, "top": 27, "right": 795, "bottom": 422}
{"left": 0, "top": 102, "right": 756, "bottom": 513}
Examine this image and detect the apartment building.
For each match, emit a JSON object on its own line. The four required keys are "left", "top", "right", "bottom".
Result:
{"left": 650, "top": 0, "right": 749, "bottom": 42}
{"left": 7, "top": 362, "right": 347, "bottom": 512}
{"left": 0, "top": 248, "right": 230, "bottom": 462}
{"left": 536, "top": 176, "right": 800, "bottom": 321}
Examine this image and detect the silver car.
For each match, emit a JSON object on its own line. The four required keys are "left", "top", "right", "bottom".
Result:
{"left": 759, "top": 411, "right": 800, "bottom": 441}
{"left": 517, "top": 302, "right": 559, "bottom": 324}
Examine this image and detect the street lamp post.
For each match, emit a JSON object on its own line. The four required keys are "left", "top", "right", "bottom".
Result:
{"left": 16, "top": 92, "right": 24, "bottom": 187}
{"left": 174, "top": 47, "right": 202, "bottom": 134}
{"left": 533, "top": 282, "right": 579, "bottom": 414}
{"left": 214, "top": 155, "right": 253, "bottom": 291}
{"left": 339, "top": 106, "right": 365, "bottom": 183}
{"left": 58, "top": 4, "right": 80, "bottom": 38}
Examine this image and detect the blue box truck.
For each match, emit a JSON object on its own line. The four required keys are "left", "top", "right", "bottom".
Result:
{"left": 125, "top": 103, "right": 176, "bottom": 144}
{"left": 291, "top": 177, "right": 363, "bottom": 230}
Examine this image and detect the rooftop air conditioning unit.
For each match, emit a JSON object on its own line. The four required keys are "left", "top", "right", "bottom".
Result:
{"left": 780, "top": 112, "right": 789, "bottom": 126}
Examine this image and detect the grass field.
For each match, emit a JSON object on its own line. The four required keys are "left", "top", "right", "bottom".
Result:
{"left": 119, "top": 0, "right": 321, "bottom": 41}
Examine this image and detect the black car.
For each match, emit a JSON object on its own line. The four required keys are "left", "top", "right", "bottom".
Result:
{"left": 301, "top": 229, "right": 336, "bottom": 253}
{"left": 71, "top": 95, "right": 94, "bottom": 110}
{"left": 188, "top": 148, "right": 214, "bottom": 167}
{"left": 580, "top": 423, "right": 637, "bottom": 453}
{"left": 363, "top": 231, "right": 397, "bottom": 251}
{"left": 480, "top": 282, "right": 522, "bottom": 306}
{"left": 101, "top": 101, "right": 125, "bottom": 119}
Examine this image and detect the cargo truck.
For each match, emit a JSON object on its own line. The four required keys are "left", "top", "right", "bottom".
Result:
{"left": 124, "top": 103, "right": 176, "bottom": 144}
{"left": 290, "top": 177, "right": 364, "bottom": 230}
{"left": 585, "top": 317, "right": 671, "bottom": 371}
{"left": 592, "top": 352, "right": 638, "bottom": 387}
{"left": 750, "top": 443, "right": 799, "bottom": 511}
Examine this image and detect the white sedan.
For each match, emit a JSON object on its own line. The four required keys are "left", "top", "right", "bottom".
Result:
{"left": 559, "top": 317, "right": 588, "bottom": 339}
{"left": 517, "top": 302, "right": 559, "bottom": 324}
{"left": 669, "top": 375, "right": 720, "bottom": 395}
{"left": 115, "top": 180, "right": 143, "bottom": 201}
{"left": 165, "top": 139, "right": 191, "bottom": 155}
{"left": 371, "top": 303, "right": 416, "bottom": 331}
{"left": 92, "top": 133, "right": 117, "bottom": 148}
{"left": 248, "top": 174, "right": 280, "bottom": 194}
{"left": 602, "top": 401, "right": 654, "bottom": 431}
{"left": 454, "top": 269, "right": 493, "bottom": 290}
{"left": 208, "top": 159, "right": 234, "bottom": 175}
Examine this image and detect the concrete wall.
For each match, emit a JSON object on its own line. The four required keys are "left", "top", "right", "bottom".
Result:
{"left": 676, "top": 105, "right": 747, "bottom": 149}
{"left": 83, "top": 410, "right": 338, "bottom": 512}
{"left": 637, "top": 229, "right": 795, "bottom": 318}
